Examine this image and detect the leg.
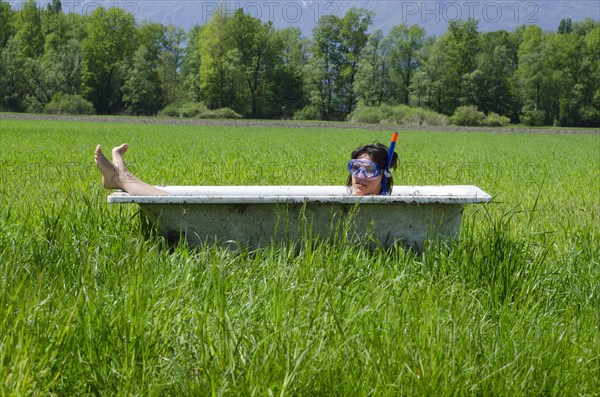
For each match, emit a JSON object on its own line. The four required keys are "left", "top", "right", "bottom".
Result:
{"left": 94, "top": 144, "right": 169, "bottom": 195}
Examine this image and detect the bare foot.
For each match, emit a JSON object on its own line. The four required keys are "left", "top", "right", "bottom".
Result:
{"left": 95, "top": 143, "right": 169, "bottom": 195}
{"left": 94, "top": 144, "right": 121, "bottom": 189}
{"left": 111, "top": 143, "right": 129, "bottom": 171}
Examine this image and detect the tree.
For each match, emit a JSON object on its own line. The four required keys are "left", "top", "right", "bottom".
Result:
{"left": 1, "top": 38, "right": 28, "bottom": 111}
{"left": 384, "top": 23, "right": 426, "bottom": 105}
{"left": 308, "top": 8, "right": 373, "bottom": 119}
{"left": 2, "top": 40, "right": 52, "bottom": 112}
{"left": 14, "top": 0, "right": 44, "bottom": 58}
{"left": 47, "top": 0, "right": 61, "bottom": 14}
{"left": 515, "top": 25, "right": 553, "bottom": 124}
{"left": 0, "top": 0, "right": 14, "bottom": 49}
{"left": 467, "top": 30, "right": 518, "bottom": 119}
{"left": 413, "top": 37, "right": 450, "bottom": 113}
{"left": 353, "top": 30, "right": 390, "bottom": 106}
{"left": 199, "top": 9, "right": 291, "bottom": 117}
{"left": 545, "top": 31, "right": 583, "bottom": 125}
{"left": 160, "top": 24, "right": 186, "bottom": 105}
{"left": 0, "top": 1, "right": 16, "bottom": 110}
{"left": 338, "top": 8, "right": 374, "bottom": 114}
{"left": 278, "top": 27, "right": 309, "bottom": 70}
{"left": 44, "top": 38, "right": 82, "bottom": 96}
{"left": 558, "top": 18, "right": 573, "bottom": 34}
{"left": 180, "top": 25, "right": 203, "bottom": 102}
{"left": 310, "top": 13, "right": 342, "bottom": 119}
{"left": 81, "top": 7, "right": 138, "bottom": 114}
{"left": 579, "top": 27, "right": 600, "bottom": 126}
{"left": 410, "top": 19, "right": 480, "bottom": 115}
{"left": 228, "top": 10, "right": 275, "bottom": 117}
{"left": 572, "top": 18, "right": 600, "bottom": 36}
{"left": 199, "top": 10, "right": 235, "bottom": 109}
{"left": 122, "top": 46, "right": 162, "bottom": 115}
{"left": 444, "top": 19, "right": 480, "bottom": 111}
{"left": 135, "top": 22, "right": 168, "bottom": 112}
{"left": 269, "top": 27, "right": 308, "bottom": 118}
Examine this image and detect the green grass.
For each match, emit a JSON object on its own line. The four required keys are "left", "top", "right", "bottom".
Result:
{"left": 1, "top": 118, "right": 599, "bottom": 395}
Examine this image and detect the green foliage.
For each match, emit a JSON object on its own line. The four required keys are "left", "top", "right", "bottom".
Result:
{"left": 353, "top": 30, "right": 388, "bottom": 107}
{"left": 0, "top": 3, "right": 598, "bottom": 125}
{"left": 469, "top": 31, "right": 519, "bottom": 119}
{"left": 520, "top": 109, "right": 546, "bottom": 126}
{"left": 209, "top": 107, "right": 243, "bottom": 119}
{"left": 160, "top": 25, "right": 186, "bottom": 105}
{"left": 43, "top": 93, "right": 95, "bottom": 114}
{"left": 414, "top": 19, "right": 480, "bottom": 116}
{"left": 122, "top": 46, "right": 163, "bottom": 115}
{"left": 558, "top": 18, "right": 573, "bottom": 34}
{"left": 292, "top": 105, "right": 323, "bottom": 120}
{"left": 14, "top": 0, "right": 44, "bottom": 58}
{"left": 579, "top": 105, "right": 600, "bottom": 127}
{"left": 158, "top": 101, "right": 189, "bottom": 117}
{"left": 199, "top": 10, "right": 234, "bottom": 110}
{"left": 450, "top": 107, "right": 510, "bottom": 127}
{"left": 482, "top": 112, "right": 511, "bottom": 127}
{"left": 198, "top": 9, "right": 293, "bottom": 118}
{"left": 180, "top": 25, "right": 203, "bottom": 102}
{"left": 350, "top": 103, "right": 449, "bottom": 126}
{"left": 384, "top": 23, "right": 426, "bottom": 105}
{"left": 0, "top": 38, "right": 27, "bottom": 111}
{"left": 450, "top": 105, "right": 486, "bottom": 126}
{"left": 0, "top": 0, "right": 14, "bottom": 49}
{"left": 160, "top": 101, "right": 209, "bottom": 117}
{"left": 228, "top": 9, "right": 276, "bottom": 117}
{"left": 307, "top": 8, "right": 373, "bottom": 119}
{"left": 348, "top": 104, "right": 382, "bottom": 123}
{"left": 158, "top": 101, "right": 241, "bottom": 119}
{"left": 514, "top": 23, "right": 600, "bottom": 126}
{"left": 81, "top": 7, "right": 138, "bottom": 114}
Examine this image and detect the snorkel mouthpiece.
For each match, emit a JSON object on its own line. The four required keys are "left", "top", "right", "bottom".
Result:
{"left": 381, "top": 131, "right": 399, "bottom": 195}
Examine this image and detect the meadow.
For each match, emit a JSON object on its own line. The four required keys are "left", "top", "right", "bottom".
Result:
{"left": 0, "top": 118, "right": 598, "bottom": 396}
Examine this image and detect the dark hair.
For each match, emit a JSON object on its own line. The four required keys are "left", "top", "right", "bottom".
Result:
{"left": 345, "top": 143, "right": 399, "bottom": 194}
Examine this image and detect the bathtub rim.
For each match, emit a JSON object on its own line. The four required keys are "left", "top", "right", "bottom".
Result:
{"left": 107, "top": 185, "right": 492, "bottom": 205}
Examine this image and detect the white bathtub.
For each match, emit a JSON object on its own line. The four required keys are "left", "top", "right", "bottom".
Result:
{"left": 108, "top": 185, "right": 491, "bottom": 251}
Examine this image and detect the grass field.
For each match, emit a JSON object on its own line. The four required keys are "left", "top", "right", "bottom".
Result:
{"left": 1, "top": 118, "right": 599, "bottom": 395}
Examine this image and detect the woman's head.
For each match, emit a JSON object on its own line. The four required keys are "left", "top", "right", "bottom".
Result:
{"left": 346, "top": 143, "right": 398, "bottom": 195}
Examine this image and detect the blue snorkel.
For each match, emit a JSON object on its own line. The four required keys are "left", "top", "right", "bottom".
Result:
{"left": 381, "top": 131, "right": 399, "bottom": 195}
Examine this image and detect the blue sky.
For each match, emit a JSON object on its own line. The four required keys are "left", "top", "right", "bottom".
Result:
{"left": 27, "top": 0, "right": 600, "bottom": 35}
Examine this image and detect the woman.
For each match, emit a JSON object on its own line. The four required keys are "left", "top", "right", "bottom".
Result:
{"left": 95, "top": 142, "right": 398, "bottom": 196}
{"left": 346, "top": 143, "right": 398, "bottom": 195}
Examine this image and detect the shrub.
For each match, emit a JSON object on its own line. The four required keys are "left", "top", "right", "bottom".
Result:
{"left": 44, "top": 93, "right": 95, "bottom": 115}
{"left": 157, "top": 102, "right": 183, "bottom": 117}
{"left": 483, "top": 112, "right": 511, "bottom": 127}
{"left": 293, "top": 105, "right": 321, "bottom": 120}
{"left": 348, "top": 104, "right": 384, "bottom": 123}
{"left": 205, "top": 108, "right": 243, "bottom": 119}
{"left": 401, "top": 106, "right": 449, "bottom": 126}
{"left": 349, "top": 104, "right": 448, "bottom": 126}
{"left": 579, "top": 106, "right": 600, "bottom": 127}
{"left": 158, "top": 101, "right": 210, "bottom": 118}
{"left": 179, "top": 102, "right": 210, "bottom": 118}
{"left": 380, "top": 104, "right": 407, "bottom": 124}
{"left": 25, "top": 97, "right": 44, "bottom": 113}
{"left": 520, "top": 109, "right": 546, "bottom": 126}
{"left": 449, "top": 105, "right": 485, "bottom": 126}
{"left": 158, "top": 102, "right": 242, "bottom": 119}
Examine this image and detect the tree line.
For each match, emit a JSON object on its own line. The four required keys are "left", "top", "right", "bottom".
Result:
{"left": 1, "top": 0, "right": 598, "bottom": 126}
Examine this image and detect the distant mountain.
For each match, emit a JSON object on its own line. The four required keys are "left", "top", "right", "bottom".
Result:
{"left": 64, "top": 0, "right": 600, "bottom": 36}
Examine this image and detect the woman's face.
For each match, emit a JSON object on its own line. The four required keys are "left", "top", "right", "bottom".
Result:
{"left": 351, "top": 154, "right": 383, "bottom": 196}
